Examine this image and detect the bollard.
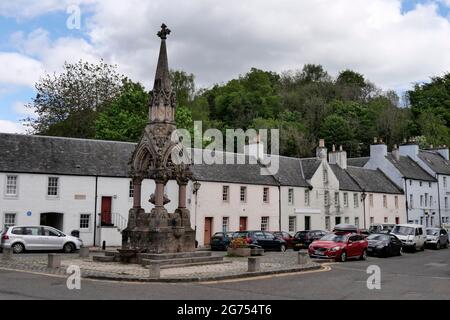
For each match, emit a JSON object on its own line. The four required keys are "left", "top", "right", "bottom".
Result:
{"left": 48, "top": 254, "right": 61, "bottom": 269}
{"left": 2, "top": 248, "right": 13, "bottom": 261}
{"left": 298, "top": 250, "right": 310, "bottom": 265}
{"left": 79, "top": 247, "right": 90, "bottom": 258}
{"left": 102, "top": 241, "right": 106, "bottom": 251}
{"left": 248, "top": 257, "right": 261, "bottom": 272}
{"left": 148, "top": 262, "right": 161, "bottom": 279}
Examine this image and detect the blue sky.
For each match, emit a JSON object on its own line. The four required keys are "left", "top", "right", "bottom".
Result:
{"left": 1, "top": 0, "right": 450, "bottom": 133}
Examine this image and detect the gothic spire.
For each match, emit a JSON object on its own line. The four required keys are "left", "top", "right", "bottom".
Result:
{"left": 153, "top": 23, "right": 172, "bottom": 92}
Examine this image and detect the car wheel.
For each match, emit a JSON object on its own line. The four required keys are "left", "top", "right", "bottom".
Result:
{"left": 360, "top": 249, "right": 367, "bottom": 261}
{"left": 421, "top": 243, "right": 425, "bottom": 251}
{"left": 412, "top": 244, "right": 417, "bottom": 253}
{"left": 63, "top": 242, "right": 75, "bottom": 253}
{"left": 398, "top": 247, "right": 403, "bottom": 256}
{"left": 279, "top": 244, "right": 286, "bottom": 252}
{"left": 338, "top": 251, "right": 347, "bottom": 262}
{"left": 12, "top": 243, "right": 25, "bottom": 254}
{"left": 436, "top": 242, "right": 441, "bottom": 250}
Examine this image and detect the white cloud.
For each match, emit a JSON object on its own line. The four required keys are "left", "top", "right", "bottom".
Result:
{"left": 0, "top": 52, "right": 43, "bottom": 87}
{"left": 0, "top": 0, "right": 95, "bottom": 19}
{"left": 0, "top": 120, "right": 26, "bottom": 133}
{"left": 2, "top": 0, "right": 450, "bottom": 93}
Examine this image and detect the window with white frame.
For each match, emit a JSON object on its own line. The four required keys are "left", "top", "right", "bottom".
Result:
{"left": 323, "top": 169, "right": 329, "bottom": 184}
{"left": 47, "top": 177, "right": 59, "bottom": 197}
{"left": 261, "top": 217, "right": 269, "bottom": 231}
{"left": 344, "top": 217, "right": 350, "bottom": 224}
{"left": 430, "top": 196, "right": 433, "bottom": 206}
{"left": 395, "top": 196, "right": 399, "bottom": 209}
{"left": 369, "top": 194, "right": 374, "bottom": 207}
{"left": 420, "top": 181, "right": 423, "bottom": 187}
{"left": 353, "top": 193, "right": 359, "bottom": 208}
{"left": 288, "top": 188, "right": 294, "bottom": 205}
{"left": 444, "top": 177, "right": 447, "bottom": 188}
{"left": 343, "top": 193, "right": 348, "bottom": 207}
{"left": 409, "top": 194, "right": 413, "bottom": 208}
{"left": 222, "top": 186, "right": 230, "bottom": 202}
{"left": 429, "top": 182, "right": 432, "bottom": 188}
{"left": 384, "top": 217, "right": 388, "bottom": 223}
{"left": 334, "top": 192, "right": 340, "bottom": 207}
{"left": 289, "top": 216, "right": 297, "bottom": 233}
{"left": 324, "top": 191, "right": 330, "bottom": 206}
{"left": 325, "top": 216, "right": 331, "bottom": 231}
{"left": 370, "top": 217, "right": 375, "bottom": 224}
{"left": 354, "top": 217, "right": 360, "bottom": 228}
{"left": 3, "top": 213, "right": 16, "bottom": 229}
{"left": 129, "top": 180, "right": 134, "bottom": 198}
{"left": 383, "top": 195, "right": 387, "bottom": 208}
{"left": 305, "top": 190, "right": 310, "bottom": 206}
{"left": 420, "top": 195, "right": 424, "bottom": 207}
{"left": 222, "top": 217, "right": 229, "bottom": 232}
{"left": 445, "top": 197, "right": 448, "bottom": 209}
{"left": 425, "top": 193, "right": 428, "bottom": 207}
{"left": 79, "top": 214, "right": 91, "bottom": 230}
{"left": 240, "top": 186, "right": 247, "bottom": 203}
{"left": 263, "top": 188, "right": 270, "bottom": 203}
{"left": 5, "top": 175, "right": 18, "bottom": 196}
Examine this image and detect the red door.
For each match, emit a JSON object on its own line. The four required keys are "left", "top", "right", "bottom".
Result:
{"left": 204, "top": 218, "right": 213, "bottom": 246}
{"left": 239, "top": 217, "right": 248, "bottom": 231}
{"left": 101, "top": 197, "right": 112, "bottom": 226}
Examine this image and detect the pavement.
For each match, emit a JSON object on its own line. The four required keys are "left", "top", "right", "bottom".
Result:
{"left": 0, "top": 248, "right": 448, "bottom": 300}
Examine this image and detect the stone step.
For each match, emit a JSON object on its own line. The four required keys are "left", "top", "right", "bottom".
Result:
{"left": 142, "top": 255, "right": 223, "bottom": 267}
{"left": 93, "top": 255, "right": 115, "bottom": 262}
{"left": 160, "top": 260, "right": 232, "bottom": 269}
{"left": 104, "top": 251, "right": 117, "bottom": 257}
{"left": 139, "top": 251, "right": 211, "bottom": 261}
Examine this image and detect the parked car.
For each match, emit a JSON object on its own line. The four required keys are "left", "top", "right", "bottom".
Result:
{"left": 232, "top": 231, "right": 287, "bottom": 252}
{"left": 272, "top": 231, "right": 294, "bottom": 249}
{"left": 308, "top": 232, "right": 368, "bottom": 262}
{"left": 0, "top": 226, "right": 83, "bottom": 254}
{"left": 333, "top": 224, "right": 358, "bottom": 234}
{"left": 292, "top": 230, "right": 328, "bottom": 251}
{"left": 390, "top": 224, "right": 426, "bottom": 252}
{"left": 369, "top": 224, "right": 395, "bottom": 234}
{"left": 367, "top": 233, "right": 403, "bottom": 257}
{"left": 425, "top": 228, "right": 449, "bottom": 249}
{"left": 210, "top": 232, "right": 234, "bottom": 251}
{"left": 358, "top": 229, "right": 371, "bottom": 237}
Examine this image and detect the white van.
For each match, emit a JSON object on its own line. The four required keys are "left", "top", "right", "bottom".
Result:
{"left": 391, "top": 224, "right": 426, "bottom": 252}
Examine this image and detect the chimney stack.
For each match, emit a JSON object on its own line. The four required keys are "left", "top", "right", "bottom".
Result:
{"left": 329, "top": 144, "right": 347, "bottom": 169}
{"left": 370, "top": 137, "right": 387, "bottom": 160}
{"left": 392, "top": 144, "right": 400, "bottom": 161}
{"left": 317, "top": 139, "right": 328, "bottom": 161}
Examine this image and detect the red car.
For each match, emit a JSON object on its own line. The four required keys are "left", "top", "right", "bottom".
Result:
{"left": 272, "top": 231, "right": 294, "bottom": 249}
{"left": 308, "top": 232, "right": 368, "bottom": 262}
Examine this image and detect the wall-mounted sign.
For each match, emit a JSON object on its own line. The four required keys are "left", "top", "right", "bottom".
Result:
{"left": 74, "top": 194, "right": 87, "bottom": 200}
{"left": 26, "top": 211, "right": 32, "bottom": 217}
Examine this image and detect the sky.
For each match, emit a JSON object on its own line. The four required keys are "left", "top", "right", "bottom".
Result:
{"left": 1, "top": 0, "right": 450, "bottom": 134}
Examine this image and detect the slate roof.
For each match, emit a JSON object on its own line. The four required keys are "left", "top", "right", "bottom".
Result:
{"left": 299, "top": 158, "right": 322, "bottom": 180}
{"left": 418, "top": 151, "right": 450, "bottom": 175}
{"left": 386, "top": 154, "right": 437, "bottom": 182}
{"left": 329, "top": 164, "right": 361, "bottom": 192}
{"left": 346, "top": 166, "right": 403, "bottom": 194}
{"left": 0, "top": 133, "right": 135, "bottom": 177}
{"left": 272, "top": 156, "right": 310, "bottom": 187}
{"left": 347, "top": 157, "right": 369, "bottom": 167}
{"left": 0, "top": 133, "right": 303, "bottom": 186}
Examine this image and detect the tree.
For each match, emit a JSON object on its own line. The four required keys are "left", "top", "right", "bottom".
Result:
{"left": 95, "top": 79, "right": 149, "bottom": 142}
{"left": 25, "top": 60, "right": 124, "bottom": 138}
{"left": 170, "top": 70, "right": 195, "bottom": 108}
{"left": 319, "top": 114, "right": 356, "bottom": 155}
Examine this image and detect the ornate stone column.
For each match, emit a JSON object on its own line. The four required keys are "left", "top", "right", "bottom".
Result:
{"left": 177, "top": 178, "right": 189, "bottom": 209}
{"left": 132, "top": 176, "right": 143, "bottom": 209}
{"left": 155, "top": 181, "right": 165, "bottom": 208}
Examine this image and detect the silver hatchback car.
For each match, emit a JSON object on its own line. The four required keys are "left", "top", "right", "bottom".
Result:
{"left": 1, "top": 226, "right": 83, "bottom": 254}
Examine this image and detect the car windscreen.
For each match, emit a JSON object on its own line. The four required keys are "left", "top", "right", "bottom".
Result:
{"left": 392, "top": 226, "right": 414, "bottom": 236}
{"left": 294, "top": 231, "right": 308, "bottom": 238}
{"left": 320, "top": 233, "right": 348, "bottom": 242}
{"left": 426, "top": 229, "right": 439, "bottom": 236}
{"left": 367, "top": 234, "right": 389, "bottom": 241}
{"left": 232, "top": 232, "right": 248, "bottom": 238}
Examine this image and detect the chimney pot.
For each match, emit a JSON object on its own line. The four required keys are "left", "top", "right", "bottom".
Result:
{"left": 319, "top": 139, "right": 325, "bottom": 148}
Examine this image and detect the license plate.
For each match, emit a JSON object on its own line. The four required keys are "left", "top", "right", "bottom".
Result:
{"left": 315, "top": 250, "right": 324, "bottom": 256}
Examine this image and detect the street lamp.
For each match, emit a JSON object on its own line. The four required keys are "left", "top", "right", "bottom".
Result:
{"left": 361, "top": 189, "right": 367, "bottom": 229}
{"left": 193, "top": 181, "right": 201, "bottom": 247}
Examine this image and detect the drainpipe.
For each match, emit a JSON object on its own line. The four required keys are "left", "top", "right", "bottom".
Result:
{"left": 93, "top": 176, "right": 98, "bottom": 247}
{"left": 277, "top": 178, "right": 282, "bottom": 232}
{"left": 436, "top": 174, "right": 442, "bottom": 228}
{"left": 404, "top": 178, "right": 410, "bottom": 224}
{"left": 362, "top": 189, "right": 367, "bottom": 229}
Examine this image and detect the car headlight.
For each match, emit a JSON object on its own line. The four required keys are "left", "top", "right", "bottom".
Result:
{"left": 330, "top": 246, "right": 341, "bottom": 252}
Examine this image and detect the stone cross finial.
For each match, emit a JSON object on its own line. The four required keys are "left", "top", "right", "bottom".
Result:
{"left": 157, "top": 24, "right": 171, "bottom": 40}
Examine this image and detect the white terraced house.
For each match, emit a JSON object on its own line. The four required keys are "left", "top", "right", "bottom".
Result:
{"left": 349, "top": 139, "right": 445, "bottom": 228}
{"left": 1, "top": 133, "right": 410, "bottom": 247}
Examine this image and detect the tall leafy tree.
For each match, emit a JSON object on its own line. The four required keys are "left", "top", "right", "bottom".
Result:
{"left": 25, "top": 60, "right": 124, "bottom": 138}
